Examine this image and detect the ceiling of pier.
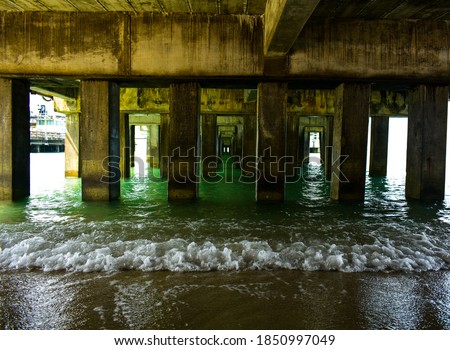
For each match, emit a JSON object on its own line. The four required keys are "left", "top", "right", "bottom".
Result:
{"left": 1, "top": 0, "right": 448, "bottom": 19}
{"left": 0, "top": 0, "right": 266, "bottom": 14}
{"left": 310, "top": 0, "right": 450, "bottom": 20}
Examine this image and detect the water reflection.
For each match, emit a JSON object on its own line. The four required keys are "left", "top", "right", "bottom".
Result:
{"left": 1, "top": 270, "right": 448, "bottom": 329}
{"left": 1, "top": 145, "right": 450, "bottom": 329}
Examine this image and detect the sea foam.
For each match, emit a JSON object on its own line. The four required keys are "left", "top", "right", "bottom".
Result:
{"left": 1, "top": 234, "right": 449, "bottom": 273}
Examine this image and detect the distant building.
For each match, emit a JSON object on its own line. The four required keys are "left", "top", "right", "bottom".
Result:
{"left": 30, "top": 94, "right": 66, "bottom": 153}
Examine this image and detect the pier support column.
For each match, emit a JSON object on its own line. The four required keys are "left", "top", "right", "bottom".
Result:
{"left": 201, "top": 114, "right": 218, "bottom": 177}
{"left": 256, "top": 82, "right": 287, "bottom": 201}
{"left": 406, "top": 85, "right": 448, "bottom": 201}
{"left": 324, "top": 115, "right": 334, "bottom": 180}
{"left": 235, "top": 124, "right": 243, "bottom": 160}
{"left": 331, "top": 83, "right": 370, "bottom": 202}
{"left": 130, "top": 125, "right": 136, "bottom": 168}
{"left": 369, "top": 116, "right": 389, "bottom": 177}
{"left": 80, "top": 80, "right": 120, "bottom": 201}
{"left": 242, "top": 114, "right": 257, "bottom": 175}
{"left": 0, "top": 79, "right": 30, "bottom": 201}
{"left": 147, "top": 124, "right": 160, "bottom": 168}
{"left": 168, "top": 83, "right": 200, "bottom": 200}
{"left": 65, "top": 113, "right": 80, "bottom": 177}
{"left": 159, "top": 114, "right": 169, "bottom": 179}
{"left": 120, "top": 113, "right": 131, "bottom": 178}
{"left": 286, "top": 114, "right": 299, "bottom": 177}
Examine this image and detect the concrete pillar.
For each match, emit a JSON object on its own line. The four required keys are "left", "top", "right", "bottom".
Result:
{"left": 331, "top": 83, "right": 370, "bottom": 202}
{"left": 159, "top": 113, "right": 170, "bottom": 178}
{"left": 147, "top": 124, "right": 160, "bottom": 168}
{"left": 218, "top": 133, "right": 223, "bottom": 158}
{"left": 303, "top": 128, "right": 310, "bottom": 161}
{"left": 120, "top": 113, "right": 131, "bottom": 178}
{"left": 242, "top": 114, "right": 257, "bottom": 175}
{"left": 201, "top": 114, "right": 218, "bottom": 177}
{"left": 65, "top": 112, "right": 80, "bottom": 177}
{"left": 369, "top": 116, "right": 389, "bottom": 177}
{"left": 324, "top": 115, "right": 334, "bottom": 180}
{"left": 298, "top": 124, "right": 306, "bottom": 165}
{"left": 406, "top": 85, "right": 448, "bottom": 201}
{"left": 130, "top": 125, "right": 136, "bottom": 168}
{"left": 286, "top": 113, "right": 299, "bottom": 177}
{"left": 0, "top": 79, "right": 30, "bottom": 201}
{"left": 168, "top": 83, "right": 200, "bottom": 200}
{"left": 256, "top": 82, "right": 287, "bottom": 201}
{"left": 80, "top": 80, "right": 120, "bottom": 201}
{"left": 235, "top": 124, "right": 243, "bottom": 160}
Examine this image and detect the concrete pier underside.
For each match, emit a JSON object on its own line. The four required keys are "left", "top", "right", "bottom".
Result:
{"left": 0, "top": 1, "right": 449, "bottom": 202}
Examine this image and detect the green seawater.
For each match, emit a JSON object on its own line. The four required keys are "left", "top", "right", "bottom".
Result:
{"left": 0, "top": 118, "right": 449, "bottom": 329}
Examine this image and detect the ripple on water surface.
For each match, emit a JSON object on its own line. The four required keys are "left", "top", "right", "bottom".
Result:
{"left": 1, "top": 156, "right": 449, "bottom": 273}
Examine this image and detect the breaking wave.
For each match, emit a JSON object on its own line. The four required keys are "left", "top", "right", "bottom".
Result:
{"left": 1, "top": 234, "right": 449, "bottom": 273}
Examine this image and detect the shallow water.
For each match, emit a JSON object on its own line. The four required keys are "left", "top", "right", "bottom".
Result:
{"left": 1, "top": 154, "right": 449, "bottom": 274}
{"left": 1, "top": 269, "right": 449, "bottom": 330}
{"left": 0, "top": 148, "right": 449, "bottom": 329}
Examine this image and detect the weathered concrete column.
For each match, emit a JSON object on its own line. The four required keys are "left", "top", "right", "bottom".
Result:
{"left": 201, "top": 114, "right": 218, "bottom": 177}
{"left": 147, "top": 124, "right": 160, "bottom": 168}
{"left": 235, "top": 124, "right": 243, "bottom": 160}
{"left": 0, "top": 79, "right": 30, "bottom": 201}
{"left": 286, "top": 113, "right": 299, "bottom": 177}
{"left": 168, "top": 83, "right": 200, "bottom": 200}
{"left": 159, "top": 113, "right": 170, "bottom": 178}
{"left": 369, "top": 116, "right": 389, "bottom": 177}
{"left": 256, "top": 82, "right": 287, "bottom": 201}
{"left": 130, "top": 125, "right": 136, "bottom": 168}
{"left": 331, "top": 83, "right": 370, "bottom": 202}
{"left": 120, "top": 113, "right": 131, "bottom": 178}
{"left": 65, "top": 113, "right": 80, "bottom": 177}
{"left": 324, "top": 115, "right": 334, "bottom": 180}
{"left": 406, "top": 85, "right": 448, "bottom": 201}
{"left": 80, "top": 80, "right": 120, "bottom": 201}
{"left": 242, "top": 114, "right": 257, "bottom": 175}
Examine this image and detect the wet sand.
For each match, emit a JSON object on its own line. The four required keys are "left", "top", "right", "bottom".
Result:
{"left": 1, "top": 269, "right": 449, "bottom": 330}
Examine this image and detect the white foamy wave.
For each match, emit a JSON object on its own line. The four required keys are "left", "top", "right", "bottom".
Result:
{"left": 0, "top": 235, "right": 449, "bottom": 272}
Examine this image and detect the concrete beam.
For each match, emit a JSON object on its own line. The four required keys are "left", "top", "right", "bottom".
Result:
{"left": 0, "top": 12, "right": 262, "bottom": 78}
{"left": 0, "top": 12, "right": 130, "bottom": 76}
{"left": 121, "top": 88, "right": 408, "bottom": 117}
{"left": 30, "top": 86, "right": 78, "bottom": 101}
{"left": 264, "top": 0, "right": 320, "bottom": 56}
{"left": 120, "top": 88, "right": 257, "bottom": 115}
{"left": 132, "top": 13, "right": 262, "bottom": 76}
{"left": 129, "top": 114, "right": 161, "bottom": 125}
{"left": 290, "top": 19, "right": 450, "bottom": 83}
{"left": 217, "top": 116, "right": 244, "bottom": 125}
{"left": 0, "top": 12, "right": 449, "bottom": 83}
{"left": 288, "top": 90, "right": 408, "bottom": 116}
